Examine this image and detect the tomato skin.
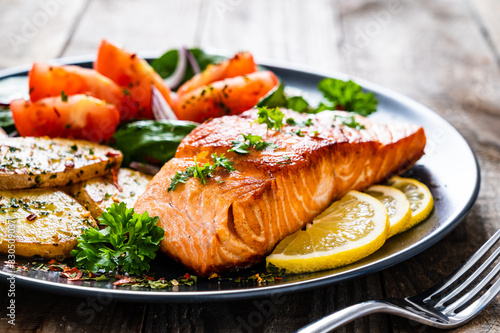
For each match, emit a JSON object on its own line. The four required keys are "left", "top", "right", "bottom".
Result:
{"left": 29, "top": 63, "right": 124, "bottom": 106}
{"left": 177, "top": 52, "right": 258, "bottom": 95}
{"left": 94, "top": 40, "right": 174, "bottom": 120}
{"left": 11, "top": 95, "right": 120, "bottom": 143}
{"left": 174, "top": 71, "right": 279, "bottom": 123}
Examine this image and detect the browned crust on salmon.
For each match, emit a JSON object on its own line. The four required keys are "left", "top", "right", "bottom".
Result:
{"left": 135, "top": 109, "right": 426, "bottom": 276}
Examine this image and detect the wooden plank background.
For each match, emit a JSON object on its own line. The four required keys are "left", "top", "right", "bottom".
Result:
{"left": 1, "top": 0, "right": 499, "bottom": 332}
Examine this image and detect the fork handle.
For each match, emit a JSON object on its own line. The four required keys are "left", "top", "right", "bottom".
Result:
{"left": 297, "top": 300, "right": 401, "bottom": 333}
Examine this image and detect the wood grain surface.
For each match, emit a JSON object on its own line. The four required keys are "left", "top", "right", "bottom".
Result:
{"left": 1, "top": 0, "right": 499, "bottom": 332}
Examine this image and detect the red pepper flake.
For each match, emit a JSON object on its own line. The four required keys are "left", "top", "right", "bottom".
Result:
{"left": 68, "top": 271, "right": 83, "bottom": 281}
{"left": 112, "top": 168, "right": 123, "bottom": 192}
{"left": 61, "top": 267, "right": 83, "bottom": 280}
{"left": 106, "top": 151, "right": 121, "bottom": 158}
{"left": 183, "top": 273, "right": 191, "bottom": 280}
{"left": 26, "top": 213, "right": 37, "bottom": 221}
{"left": 53, "top": 107, "right": 61, "bottom": 118}
{"left": 274, "top": 277, "right": 282, "bottom": 280}
{"left": 143, "top": 275, "right": 155, "bottom": 281}
{"left": 17, "top": 266, "right": 28, "bottom": 271}
{"left": 47, "top": 259, "right": 59, "bottom": 265}
{"left": 113, "top": 278, "right": 133, "bottom": 286}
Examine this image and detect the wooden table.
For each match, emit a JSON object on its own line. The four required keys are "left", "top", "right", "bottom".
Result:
{"left": 1, "top": 0, "right": 500, "bottom": 332}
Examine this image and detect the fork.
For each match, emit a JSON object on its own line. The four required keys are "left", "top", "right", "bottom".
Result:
{"left": 298, "top": 229, "right": 500, "bottom": 333}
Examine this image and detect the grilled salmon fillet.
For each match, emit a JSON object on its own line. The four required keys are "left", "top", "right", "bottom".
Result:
{"left": 135, "top": 109, "right": 426, "bottom": 276}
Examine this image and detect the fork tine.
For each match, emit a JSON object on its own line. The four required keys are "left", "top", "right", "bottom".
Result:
{"left": 442, "top": 258, "right": 500, "bottom": 315}
{"left": 446, "top": 270, "right": 500, "bottom": 325}
{"left": 424, "top": 229, "right": 500, "bottom": 303}
{"left": 434, "top": 245, "right": 500, "bottom": 308}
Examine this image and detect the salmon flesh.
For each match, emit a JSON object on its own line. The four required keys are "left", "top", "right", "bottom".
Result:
{"left": 134, "top": 109, "right": 426, "bottom": 276}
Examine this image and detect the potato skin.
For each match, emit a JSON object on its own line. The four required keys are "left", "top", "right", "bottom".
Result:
{"left": 0, "top": 137, "right": 122, "bottom": 190}
{"left": 0, "top": 188, "right": 96, "bottom": 258}
{"left": 70, "top": 168, "right": 152, "bottom": 219}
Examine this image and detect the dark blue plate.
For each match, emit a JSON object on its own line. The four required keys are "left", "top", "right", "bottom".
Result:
{"left": 0, "top": 56, "right": 480, "bottom": 302}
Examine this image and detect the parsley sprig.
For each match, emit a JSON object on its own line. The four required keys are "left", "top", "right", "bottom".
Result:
{"left": 255, "top": 107, "right": 284, "bottom": 131}
{"left": 317, "top": 79, "right": 377, "bottom": 116}
{"left": 229, "top": 133, "right": 279, "bottom": 154}
{"left": 168, "top": 153, "right": 235, "bottom": 191}
{"left": 70, "top": 202, "right": 164, "bottom": 275}
{"left": 333, "top": 114, "right": 366, "bottom": 130}
{"left": 258, "top": 78, "right": 378, "bottom": 116}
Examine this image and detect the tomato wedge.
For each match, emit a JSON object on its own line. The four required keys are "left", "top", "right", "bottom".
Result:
{"left": 11, "top": 95, "right": 120, "bottom": 143}
{"left": 94, "top": 40, "right": 174, "bottom": 120}
{"left": 177, "top": 52, "right": 258, "bottom": 95}
{"left": 29, "top": 63, "right": 124, "bottom": 107}
{"left": 173, "top": 71, "right": 279, "bottom": 123}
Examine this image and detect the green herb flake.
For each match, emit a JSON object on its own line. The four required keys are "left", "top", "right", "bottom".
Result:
{"left": 61, "top": 90, "right": 68, "bottom": 102}
{"left": 333, "top": 114, "right": 366, "bottom": 130}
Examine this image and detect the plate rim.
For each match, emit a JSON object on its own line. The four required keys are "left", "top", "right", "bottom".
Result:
{"left": 0, "top": 55, "right": 481, "bottom": 302}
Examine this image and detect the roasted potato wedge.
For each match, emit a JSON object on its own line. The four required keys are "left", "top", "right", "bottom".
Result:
{"left": 0, "top": 137, "right": 122, "bottom": 190}
{"left": 0, "top": 188, "right": 96, "bottom": 258}
{"left": 70, "top": 168, "right": 152, "bottom": 219}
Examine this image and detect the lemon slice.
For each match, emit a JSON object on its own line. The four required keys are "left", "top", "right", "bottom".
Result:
{"left": 365, "top": 185, "right": 412, "bottom": 237}
{"left": 266, "top": 191, "right": 389, "bottom": 274}
{"left": 388, "top": 176, "right": 434, "bottom": 229}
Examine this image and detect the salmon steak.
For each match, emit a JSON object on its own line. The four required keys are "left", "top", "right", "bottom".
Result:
{"left": 134, "top": 109, "right": 426, "bottom": 276}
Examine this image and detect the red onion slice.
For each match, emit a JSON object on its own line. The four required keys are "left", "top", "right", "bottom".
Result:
{"left": 129, "top": 161, "right": 161, "bottom": 175}
{"left": 163, "top": 47, "right": 188, "bottom": 89}
{"left": 186, "top": 48, "right": 201, "bottom": 74}
{"left": 151, "top": 85, "right": 177, "bottom": 120}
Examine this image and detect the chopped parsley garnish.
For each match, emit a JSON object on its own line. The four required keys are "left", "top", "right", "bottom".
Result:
{"left": 255, "top": 107, "right": 284, "bottom": 131}
{"left": 229, "top": 133, "right": 279, "bottom": 154}
{"left": 123, "top": 88, "right": 131, "bottom": 96}
{"left": 70, "top": 144, "right": 78, "bottom": 152}
{"left": 71, "top": 202, "right": 164, "bottom": 275}
{"left": 168, "top": 153, "right": 236, "bottom": 191}
{"left": 333, "top": 114, "right": 366, "bottom": 130}
{"left": 61, "top": 90, "right": 68, "bottom": 102}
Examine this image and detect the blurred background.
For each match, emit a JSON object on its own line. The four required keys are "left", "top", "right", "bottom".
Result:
{"left": 1, "top": 0, "right": 499, "bottom": 140}
{"left": 1, "top": 0, "right": 500, "bottom": 332}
